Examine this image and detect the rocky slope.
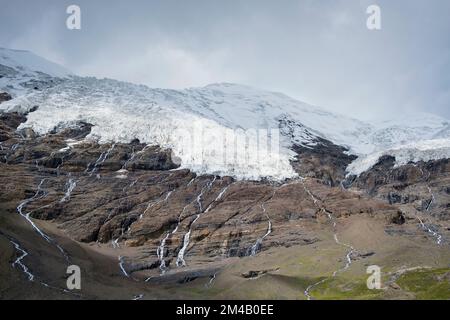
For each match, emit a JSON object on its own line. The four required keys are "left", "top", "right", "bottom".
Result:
{"left": 0, "top": 108, "right": 449, "bottom": 299}
{"left": 0, "top": 48, "right": 449, "bottom": 300}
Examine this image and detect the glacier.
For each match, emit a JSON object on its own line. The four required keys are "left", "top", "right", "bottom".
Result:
{"left": 347, "top": 139, "right": 450, "bottom": 176}
{"left": 0, "top": 48, "right": 449, "bottom": 180}
{"left": 0, "top": 47, "right": 72, "bottom": 98}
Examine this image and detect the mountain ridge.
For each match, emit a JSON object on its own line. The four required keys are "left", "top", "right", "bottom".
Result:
{"left": 0, "top": 48, "right": 449, "bottom": 300}
{"left": 1, "top": 47, "right": 449, "bottom": 180}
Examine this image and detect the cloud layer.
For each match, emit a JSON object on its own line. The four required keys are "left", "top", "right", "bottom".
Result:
{"left": 1, "top": 0, "right": 449, "bottom": 120}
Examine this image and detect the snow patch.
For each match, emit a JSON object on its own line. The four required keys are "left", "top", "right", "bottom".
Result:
{"left": 1, "top": 49, "right": 449, "bottom": 180}
{"left": 347, "top": 139, "right": 450, "bottom": 176}
{"left": 0, "top": 78, "right": 298, "bottom": 180}
{"left": 0, "top": 47, "right": 72, "bottom": 78}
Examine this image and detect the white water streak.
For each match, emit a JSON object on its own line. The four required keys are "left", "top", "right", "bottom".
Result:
{"left": 250, "top": 196, "right": 273, "bottom": 256}
{"left": 426, "top": 186, "right": 435, "bottom": 211}
{"left": 118, "top": 256, "right": 129, "bottom": 277}
{"left": 9, "top": 239, "right": 82, "bottom": 297}
{"left": 205, "top": 272, "right": 218, "bottom": 288}
{"left": 121, "top": 147, "right": 136, "bottom": 170}
{"left": 417, "top": 216, "right": 443, "bottom": 245}
{"left": 177, "top": 177, "right": 222, "bottom": 267}
{"left": 60, "top": 178, "right": 77, "bottom": 203}
{"left": 10, "top": 240, "right": 34, "bottom": 281}
{"left": 132, "top": 294, "right": 144, "bottom": 300}
{"left": 17, "top": 179, "right": 52, "bottom": 242}
{"left": 112, "top": 238, "right": 120, "bottom": 249}
{"left": 415, "top": 167, "right": 443, "bottom": 245}
{"left": 17, "top": 178, "right": 69, "bottom": 261}
{"left": 158, "top": 184, "right": 198, "bottom": 272}
{"left": 89, "top": 143, "right": 116, "bottom": 176}
{"left": 123, "top": 177, "right": 140, "bottom": 193}
{"left": 140, "top": 190, "right": 173, "bottom": 220}
{"left": 301, "top": 179, "right": 355, "bottom": 300}
{"left": 157, "top": 232, "right": 171, "bottom": 273}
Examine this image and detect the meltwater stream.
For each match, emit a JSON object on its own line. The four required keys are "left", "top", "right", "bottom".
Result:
{"left": 60, "top": 177, "right": 77, "bottom": 203}
{"left": 7, "top": 236, "right": 82, "bottom": 298}
{"left": 156, "top": 179, "right": 198, "bottom": 273}
{"left": 415, "top": 167, "right": 444, "bottom": 245}
{"left": 300, "top": 178, "right": 356, "bottom": 300}
{"left": 426, "top": 186, "right": 435, "bottom": 211}
{"left": 176, "top": 177, "right": 227, "bottom": 267}
{"left": 249, "top": 194, "right": 274, "bottom": 256}
{"left": 418, "top": 216, "right": 443, "bottom": 245}
{"left": 118, "top": 256, "right": 130, "bottom": 277}
{"left": 10, "top": 240, "right": 34, "bottom": 281}
{"left": 121, "top": 146, "right": 137, "bottom": 170}
{"left": 16, "top": 178, "right": 70, "bottom": 261}
{"left": 247, "top": 181, "right": 303, "bottom": 257}
{"left": 140, "top": 190, "right": 174, "bottom": 220}
{"left": 88, "top": 143, "right": 116, "bottom": 177}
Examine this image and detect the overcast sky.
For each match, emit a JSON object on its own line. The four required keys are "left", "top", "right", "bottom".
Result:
{"left": 0, "top": 0, "right": 449, "bottom": 120}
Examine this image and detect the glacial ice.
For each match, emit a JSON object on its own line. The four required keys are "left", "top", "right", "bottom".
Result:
{"left": 1, "top": 48, "right": 449, "bottom": 179}
{"left": 346, "top": 139, "right": 450, "bottom": 176}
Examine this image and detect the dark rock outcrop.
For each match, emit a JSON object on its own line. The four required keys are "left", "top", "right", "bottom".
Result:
{"left": 0, "top": 91, "right": 12, "bottom": 103}
{"left": 291, "top": 137, "right": 357, "bottom": 187}
{"left": 351, "top": 156, "right": 450, "bottom": 221}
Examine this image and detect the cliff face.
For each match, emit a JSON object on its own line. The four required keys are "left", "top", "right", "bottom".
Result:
{"left": 1, "top": 110, "right": 449, "bottom": 300}
{"left": 0, "top": 92, "right": 12, "bottom": 104}
{"left": 350, "top": 155, "right": 450, "bottom": 223}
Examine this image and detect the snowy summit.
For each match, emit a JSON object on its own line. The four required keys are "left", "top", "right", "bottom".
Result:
{"left": 0, "top": 48, "right": 449, "bottom": 180}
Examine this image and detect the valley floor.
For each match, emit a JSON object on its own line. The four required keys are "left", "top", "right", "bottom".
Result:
{"left": 1, "top": 199, "right": 449, "bottom": 300}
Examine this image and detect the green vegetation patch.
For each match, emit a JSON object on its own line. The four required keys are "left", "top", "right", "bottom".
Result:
{"left": 309, "top": 276, "right": 383, "bottom": 300}
{"left": 396, "top": 268, "right": 450, "bottom": 300}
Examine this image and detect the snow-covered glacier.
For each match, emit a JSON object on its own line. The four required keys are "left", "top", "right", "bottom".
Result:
{"left": 0, "top": 47, "right": 72, "bottom": 98}
{"left": 0, "top": 47, "right": 71, "bottom": 78}
{"left": 1, "top": 77, "right": 301, "bottom": 180}
{"left": 347, "top": 139, "right": 450, "bottom": 176}
{"left": 0, "top": 48, "right": 449, "bottom": 180}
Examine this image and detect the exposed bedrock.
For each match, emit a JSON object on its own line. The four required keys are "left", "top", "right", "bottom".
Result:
{"left": 290, "top": 136, "right": 357, "bottom": 187}
{"left": 349, "top": 155, "right": 450, "bottom": 221}
{"left": 0, "top": 110, "right": 448, "bottom": 280}
{"left": 0, "top": 91, "right": 12, "bottom": 104}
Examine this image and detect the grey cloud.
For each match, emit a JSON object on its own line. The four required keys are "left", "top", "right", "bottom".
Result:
{"left": 0, "top": 0, "right": 449, "bottom": 120}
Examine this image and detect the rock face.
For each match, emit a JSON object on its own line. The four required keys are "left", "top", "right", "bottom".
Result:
{"left": 0, "top": 92, "right": 12, "bottom": 104}
{"left": 350, "top": 155, "right": 450, "bottom": 222}
{"left": 0, "top": 112, "right": 26, "bottom": 142}
{"left": 0, "top": 107, "right": 449, "bottom": 293}
{"left": 291, "top": 137, "right": 357, "bottom": 187}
